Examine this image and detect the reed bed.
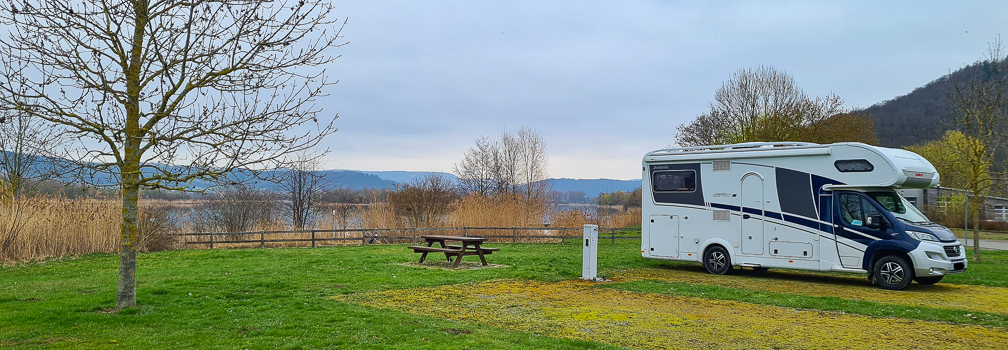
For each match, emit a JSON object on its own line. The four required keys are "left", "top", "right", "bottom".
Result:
{"left": 1, "top": 196, "right": 120, "bottom": 263}
{"left": 2, "top": 191, "right": 640, "bottom": 262}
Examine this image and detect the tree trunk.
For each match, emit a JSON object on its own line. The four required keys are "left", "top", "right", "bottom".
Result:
{"left": 116, "top": 0, "right": 147, "bottom": 310}
{"left": 117, "top": 169, "right": 140, "bottom": 309}
{"left": 972, "top": 204, "right": 981, "bottom": 262}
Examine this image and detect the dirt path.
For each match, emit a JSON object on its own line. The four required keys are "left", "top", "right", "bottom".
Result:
{"left": 610, "top": 267, "right": 1008, "bottom": 314}
{"left": 334, "top": 279, "right": 1008, "bottom": 350}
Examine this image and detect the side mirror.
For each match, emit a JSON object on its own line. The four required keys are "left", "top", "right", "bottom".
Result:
{"left": 865, "top": 215, "right": 886, "bottom": 229}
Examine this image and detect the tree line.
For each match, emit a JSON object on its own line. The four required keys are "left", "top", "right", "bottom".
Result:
{"left": 674, "top": 40, "right": 1007, "bottom": 263}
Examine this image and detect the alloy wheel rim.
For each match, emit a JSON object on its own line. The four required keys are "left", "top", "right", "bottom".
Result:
{"left": 709, "top": 251, "right": 725, "bottom": 270}
{"left": 880, "top": 261, "right": 904, "bottom": 284}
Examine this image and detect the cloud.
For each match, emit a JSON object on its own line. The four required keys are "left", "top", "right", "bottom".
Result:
{"left": 321, "top": 0, "right": 1008, "bottom": 180}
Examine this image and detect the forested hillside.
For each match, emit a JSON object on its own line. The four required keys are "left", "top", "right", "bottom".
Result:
{"left": 865, "top": 60, "right": 1004, "bottom": 148}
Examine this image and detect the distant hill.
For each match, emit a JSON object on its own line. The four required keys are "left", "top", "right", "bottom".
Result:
{"left": 317, "top": 171, "right": 397, "bottom": 190}
{"left": 355, "top": 171, "right": 640, "bottom": 197}
{"left": 864, "top": 59, "right": 1005, "bottom": 148}
{"left": 548, "top": 178, "right": 641, "bottom": 197}
{"left": 360, "top": 171, "right": 458, "bottom": 184}
{"left": 5, "top": 156, "right": 636, "bottom": 195}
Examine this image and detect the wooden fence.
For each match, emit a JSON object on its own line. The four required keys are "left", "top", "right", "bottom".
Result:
{"left": 182, "top": 226, "right": 641, "bottom": 249}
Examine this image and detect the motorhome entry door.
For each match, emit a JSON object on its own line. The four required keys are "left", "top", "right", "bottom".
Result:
{"left": 741, "top": 174, "right": 765, "bottom": 255}
{"left": 648, "top": 215, "right": 679, "bottom": 258}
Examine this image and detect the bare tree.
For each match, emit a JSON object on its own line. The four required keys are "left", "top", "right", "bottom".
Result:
{"left": 0, "top": 1, "right": 345, "bottom": 309}
{"left": 515, "top": 126, "right": 551, "bottom": 202}
{"left": 948, "top": 39, "right": 1008, "bottom": 262}
{"left": 0, "top": 109, "right": 65, "bottom": 259}
{"left": 676, "top": 65, "right": 878, "bottom": 146}
{"left": 454, "top": 136, "right": 496, "bottom": 196}
{"left": 281, "top": 154, "right": 325, "bottom": 230}
{"left": 387, "top": 173, "right": 459, "bottom": 227}
{"left": 454, "top": 127, "right": 550, "bottom": 199}
{"left": 193, "top": 186, "right": 281, "bottom": 234}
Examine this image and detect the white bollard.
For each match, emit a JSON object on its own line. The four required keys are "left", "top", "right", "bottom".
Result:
{"left": 582, "top": 224, "right": 598, "bottom": 281}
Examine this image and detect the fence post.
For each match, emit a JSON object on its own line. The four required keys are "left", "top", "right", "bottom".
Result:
{"left": 464, "top": 227, "right": 468, "bottom": 237}
{"left": 413, "top": 227, "right": 417, "bottom": 245}
{"left": 209, "top": 232, "right": 214, "bottom": 249}
{"left": 312, "top": 230, "right": 316, "bottom": 248}
{"left": 362, "top": 230, "right": 366, "bottom": 246}
{"left": 260, "top": 231, "right": 265, "bottom": 249}
{"left": 611, "top": 228, "right": 616, "bottom": 245}
{"left": 512, "top": 227, "right": 517, "bottom": 243}
{"left": 561, "top": 228, "right": 566, "bottom": 244}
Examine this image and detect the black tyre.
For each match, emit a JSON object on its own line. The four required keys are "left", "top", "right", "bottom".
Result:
{"left": 703, "top": 246, "right": 732, "bottom": 275}
{"left": 873, "top": 255, "right": 914, "bottom": 290}
{"left": 914, "top": 276, "right": 943, "bottom": 285}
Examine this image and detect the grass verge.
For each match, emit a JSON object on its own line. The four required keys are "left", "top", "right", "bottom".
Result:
{"left": 2, "top": 240, "right": 1007, "bottom": 349}
{"left": 603, "top": 280, "right": 1008, "bottom": 328}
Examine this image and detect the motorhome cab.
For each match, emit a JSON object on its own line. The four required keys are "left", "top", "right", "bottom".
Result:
{"left": 641, "top": 142, "right": 967, "bottom": 290}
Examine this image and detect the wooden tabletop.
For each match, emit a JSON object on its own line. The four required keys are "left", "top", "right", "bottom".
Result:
{"left": 421, "top": 235, "right": 486, "bottom": 243}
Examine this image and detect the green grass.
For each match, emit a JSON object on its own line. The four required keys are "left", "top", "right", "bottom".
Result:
{"left": 603, "top": 280, "right": 1008, "bottom": 328}
{"left": 1, "top": 242, "right": 657, "bottom": 349}
{"left": 943, "top": 249, "right": 1008, "bottom": 287}
{"left": 2, "top": 241, "right": 1007, "bottom": 349}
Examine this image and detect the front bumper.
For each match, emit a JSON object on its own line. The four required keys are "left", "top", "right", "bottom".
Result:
{"left": 909, "top": 241, "right": 968, "bottom": 277}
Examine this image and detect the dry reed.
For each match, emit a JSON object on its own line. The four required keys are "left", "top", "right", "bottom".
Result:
{"left": 2, "top": 190, "right": 640, "bottom": 262}
{"left": 1, "top": 195, "right": 183, "bottom": 264}
{"left": 1, "top": 195, "right": 119, "bottom": 263}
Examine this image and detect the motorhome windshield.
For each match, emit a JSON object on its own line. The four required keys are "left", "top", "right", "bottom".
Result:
{"left": 867, "top": 192, "right": 931, "bottom": 224}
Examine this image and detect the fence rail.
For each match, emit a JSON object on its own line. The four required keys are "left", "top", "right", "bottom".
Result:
{"left": 182, "top": 226, "right": 641, "bottom": 249}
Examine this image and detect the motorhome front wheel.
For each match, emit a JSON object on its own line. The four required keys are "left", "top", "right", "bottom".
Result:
{"left": 873, "top": 255, "right": 915, "bottom": 290}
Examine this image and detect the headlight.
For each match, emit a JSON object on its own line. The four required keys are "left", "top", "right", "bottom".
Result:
{"left": 907, "top": 230, "right": 940, "bottom": 242}
{"left": 926, "top": 251, "right": 947, "bottom": 261}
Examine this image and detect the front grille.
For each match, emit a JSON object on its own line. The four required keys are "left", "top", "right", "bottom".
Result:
{"left": 944, "top": 245, "right": 961, "bottom": 257}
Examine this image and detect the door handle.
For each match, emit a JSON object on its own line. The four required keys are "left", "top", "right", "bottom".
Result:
{"left": 743, "top": 214, "right": 751, "bottom": 219}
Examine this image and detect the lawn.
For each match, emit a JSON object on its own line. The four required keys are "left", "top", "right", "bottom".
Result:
{"left": 2, "top": 240, "right": 1007, "bottom": 349}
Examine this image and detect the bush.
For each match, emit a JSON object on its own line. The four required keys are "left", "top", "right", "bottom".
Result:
{"left": 137, "top": 203, "right": 177, "bottom": 252}
{"left": 190, "top": 187, "right": 282, "bottom": 234}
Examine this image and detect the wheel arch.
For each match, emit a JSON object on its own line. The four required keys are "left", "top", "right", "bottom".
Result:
{"left": 863, "top": 240, "right": 916, "bottom": 272}
{"left": 700, "top": 238, "right": 736, "bottom": 266}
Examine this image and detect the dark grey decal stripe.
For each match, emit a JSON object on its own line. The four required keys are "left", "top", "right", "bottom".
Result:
{"left": 709, "top": 202, "right": 875, "bottom": 245}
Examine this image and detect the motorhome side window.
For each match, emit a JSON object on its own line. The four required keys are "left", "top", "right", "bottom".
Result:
{"left": 834, "top": 159, "right": 874, "bottom": 172}
{"left": 837, "top": 193, "right": 881, "bottom": 227}
{"left": 652, "top": 170, "right": 696, "bottom": 192}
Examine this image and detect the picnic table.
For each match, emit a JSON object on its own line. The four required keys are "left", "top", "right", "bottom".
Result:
{"left": 408, "top": 235, "right": 499, "bottom": 268}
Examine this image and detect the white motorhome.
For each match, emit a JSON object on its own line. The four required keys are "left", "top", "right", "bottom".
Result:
{"left": 641, "top": 142, "right": 967, "bottom": 290}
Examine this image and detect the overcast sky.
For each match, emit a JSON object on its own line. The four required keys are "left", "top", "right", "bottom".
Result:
{"left": 320, "top": 0, "right": 1007, "bottom": 180}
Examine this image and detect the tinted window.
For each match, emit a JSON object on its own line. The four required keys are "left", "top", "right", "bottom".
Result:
{"left": 653, "top": 170, "right": 696, "bottom": 192}
{"left": 837, "top": 193, "right": 881, "bottom": 227}
{"left": 835, "top": 159, "right": 874, "bottom": 172}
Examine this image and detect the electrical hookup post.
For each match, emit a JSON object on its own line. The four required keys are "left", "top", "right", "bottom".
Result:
{"left": 582, "top": 224, "right": 601, "bottom": 281}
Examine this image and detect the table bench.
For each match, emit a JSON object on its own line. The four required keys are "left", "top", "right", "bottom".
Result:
{"left": 409, "top": 235, "right": 498, "bottom": 268}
